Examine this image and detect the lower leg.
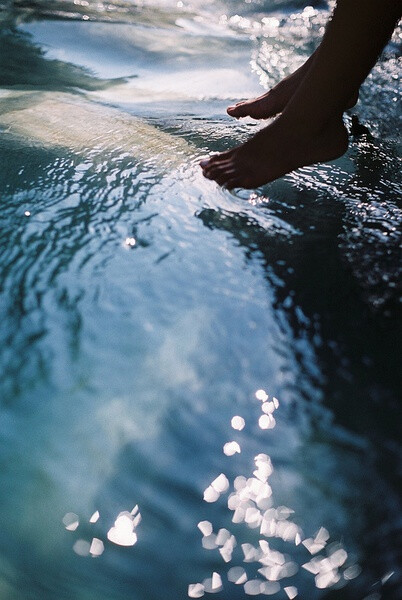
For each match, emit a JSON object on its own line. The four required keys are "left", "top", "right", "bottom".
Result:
{"left": 227, "top": 50, "right": 318, "bottom": 119}
{"left": 282, "top": 0, "right": 401, "bottom": 132}
{"left": 228, "top": 0, "right": 401, "bottom": 122}
{"left": 227, "top": 44, "right": 359, "bottom": 120}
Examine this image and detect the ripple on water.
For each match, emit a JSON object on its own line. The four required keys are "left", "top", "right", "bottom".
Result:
{"left": 0, "top": 1, "right": 400, "bottom": 599}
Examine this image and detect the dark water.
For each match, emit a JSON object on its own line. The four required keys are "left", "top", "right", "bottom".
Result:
{"left": 0, "top": 1, "right": 401, "bottom": 599}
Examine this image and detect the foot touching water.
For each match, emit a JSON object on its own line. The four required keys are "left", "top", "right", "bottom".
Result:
{"left": 200, "top": 115, "right": 348, "bottom": 190}
{"left": 201, "top": 0, "right": 400, "bottom": 189}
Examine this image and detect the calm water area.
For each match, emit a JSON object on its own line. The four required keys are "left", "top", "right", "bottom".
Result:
{"left": 0, "top": 1, "right": 401, "bottom": 598}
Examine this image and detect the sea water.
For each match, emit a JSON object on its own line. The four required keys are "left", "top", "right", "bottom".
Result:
{"left": 0, "top": 1, "right": 401, "bottom": 599}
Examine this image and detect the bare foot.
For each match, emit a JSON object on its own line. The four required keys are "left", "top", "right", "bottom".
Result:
{"left": 227, "top": 65, "right": 358, "bottom": 120}
{"left": 200, "top": 116, "right": 348, "bottom": 189}
{"left": 227, "top": 64, "right": 308, "bottom": 119}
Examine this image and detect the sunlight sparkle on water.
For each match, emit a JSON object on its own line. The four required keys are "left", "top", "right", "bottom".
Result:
{"left": 302, "top": 527, "right": 331, "bottom": 555}
{"left": 197, "top": 520, "right": 213, "bottom": 536}
{"left": 211, "top": 473, "right": 229, "bottom": 493}
{"left": 212, "top": 572, "right": 222, "bottom": 591}
{"left": 215, "top": 528, "right": 231, "bottom": 546}
{"left": 329, "top": 547, "right": 348, "bottom": 567}
{"left": 381, "top": 571, "right": 395, "bottom": 585}
{"left": 65, "top": 505, "right": 142, "bottom": 554}
{"left": 107, "top": 511, "right": 139, "bottom": 547}
{"left": 203, "top": 572, "right": 223, "bottom": 593}
{"left": 188, "top": 583, "right": 204, "bottom": 598}
{"left": 201, "top": 534, "right": 218, "bottom": 551}
{"left": 344, "top": 564, "right": 362, "bottom": 580}
{"left": 242, "top": 543, "right": 260, "bottom": 562}
{"left": 216, "top": 529, "right": 236, "bottom": 563}
{"left": 231, "top": 415, "right": 245, "bottom": 430}
{"left": 219, "top": 541, "right": 235, "bottom": 563}
{"left": 191, "top": 390, "right": 352, "bottom": 596}
{"left": 125, "top": 237, "right": 136, "bottom": 247}
{"left": 315, "top": 527, "right": 330, "bottom": 544}
{"left": 203, "top": 486, "right": 220, "bottom": 503}
{"left": 228, "top": 566, "right": 247, "bottom": 584}
{"left": 260, "top": 581, "right": 281, "bottom": 595}
{"left": 261, "top": 401, "right": 275, "bottom": 414}
{"left": 254, "top": 453, "right": 273, "bottom": 481}
{"left": 315, "top": 570, "right": 341, "bottom": 589}
{"left": 63, "top": 512, "right": 79, "bottom": 531}
{"left": 89, "top": 510, "right": 100, "bottom": 523}
{"left": 284, "top": 586, "right": 298, "bottom": 599}
{"left": 89, "top": 537, "right": 104, "bottom": 557}
{"left": 255, "top": 389, "right": 268, "bottom": 402}
{"left": 73, "top": 539, "right": 91, "bottom": 556}
{"left": 223, "top": 441, "right": 241, "bottom": 456}
{"left": 244, "top": 579, "right": 264, "bottom": 595}
{"left": 258, "top": 414, "right": 276, "bottom": 429}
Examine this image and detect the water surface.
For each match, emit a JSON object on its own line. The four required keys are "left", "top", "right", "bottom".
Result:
{"left": 0, "top": 1, "right": 401, "bottom": 599}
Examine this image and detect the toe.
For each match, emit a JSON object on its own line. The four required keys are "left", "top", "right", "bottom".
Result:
{"left": 200, "top": 157, "right": 213, "bottom": 168}
{"left": 201, "top": 155, "right": 236, "bottom": 176}
{"left": 203, "top": 160, "right": 237, "bottom": 184}
{"left": 203, "top": 159, "right": 233, "bottom": 175}
{"left": 227, "top": 103, "right": 241, "bottom": 115}
{"left": 200, "top": 149, "right": 234, "bottom": 170}
{"left": 204, "top": 164, "right": 235, "bottom": 182}
{"left": 227, "top": 101, "right": 251, "bottom": 118}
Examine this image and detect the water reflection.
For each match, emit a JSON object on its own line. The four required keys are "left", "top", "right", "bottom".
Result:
{"left": 223, "top": 441, "right": 241, "bottom": 456}
{"left": 189, "top": 390, "right": 356, "bottom": 597}
{"left": 63, "top": 505, "right": 141, "bottom": 555}
{"left": 196, "top": 181, "right": 401, "bottom": 597}
{"left": 0, "top": 83, "right": 195, "bottom": 408}
{"left": 231, "top": 416, "right": 245, "bottom": 430}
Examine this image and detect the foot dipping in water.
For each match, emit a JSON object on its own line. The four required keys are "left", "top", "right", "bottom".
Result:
{"left": 200, "top": 0, "right": 402, "bottom": 189}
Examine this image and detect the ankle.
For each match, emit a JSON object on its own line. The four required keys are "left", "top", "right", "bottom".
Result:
{"left": 278, "top": 109, "right": 346, "bottom": 138}
{"left": 273, "top": 113, "right": 349, "bottom": 160}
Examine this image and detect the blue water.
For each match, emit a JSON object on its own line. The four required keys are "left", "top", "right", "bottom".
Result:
{"left": 0, "top": 1, "right": 401, "bottom": 599}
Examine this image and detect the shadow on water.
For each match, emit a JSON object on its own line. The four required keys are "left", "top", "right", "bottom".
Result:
{"left": 196, "top": 193, "right": 401, "bottom": 441}
{"left": 195, "top": 144, "right": 402, "bottom": 598}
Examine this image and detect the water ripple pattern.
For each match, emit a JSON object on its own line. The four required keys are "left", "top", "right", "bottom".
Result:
{"left": 0, "top": 1, "right": 400, "bottom": 599}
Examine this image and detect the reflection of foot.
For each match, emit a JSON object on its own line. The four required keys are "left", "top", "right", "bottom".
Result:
{"left": 227, "top": 66, "right": 358, "bottom": 120}
{"left": 200, "top": 116, "right": 348, "bottom": 189}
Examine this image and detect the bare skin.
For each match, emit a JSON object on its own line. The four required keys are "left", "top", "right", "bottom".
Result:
{"left": 226, "top": 49, "right": 358, "bottom": 120}
{"left": 202, "top": 115, "right": 348, "bottom": 189}
{"left": 227, "top": 50, "right": 318, "bottom": 120}
{"left": 201, "top": 0, "right": 401, "bottom": 190}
